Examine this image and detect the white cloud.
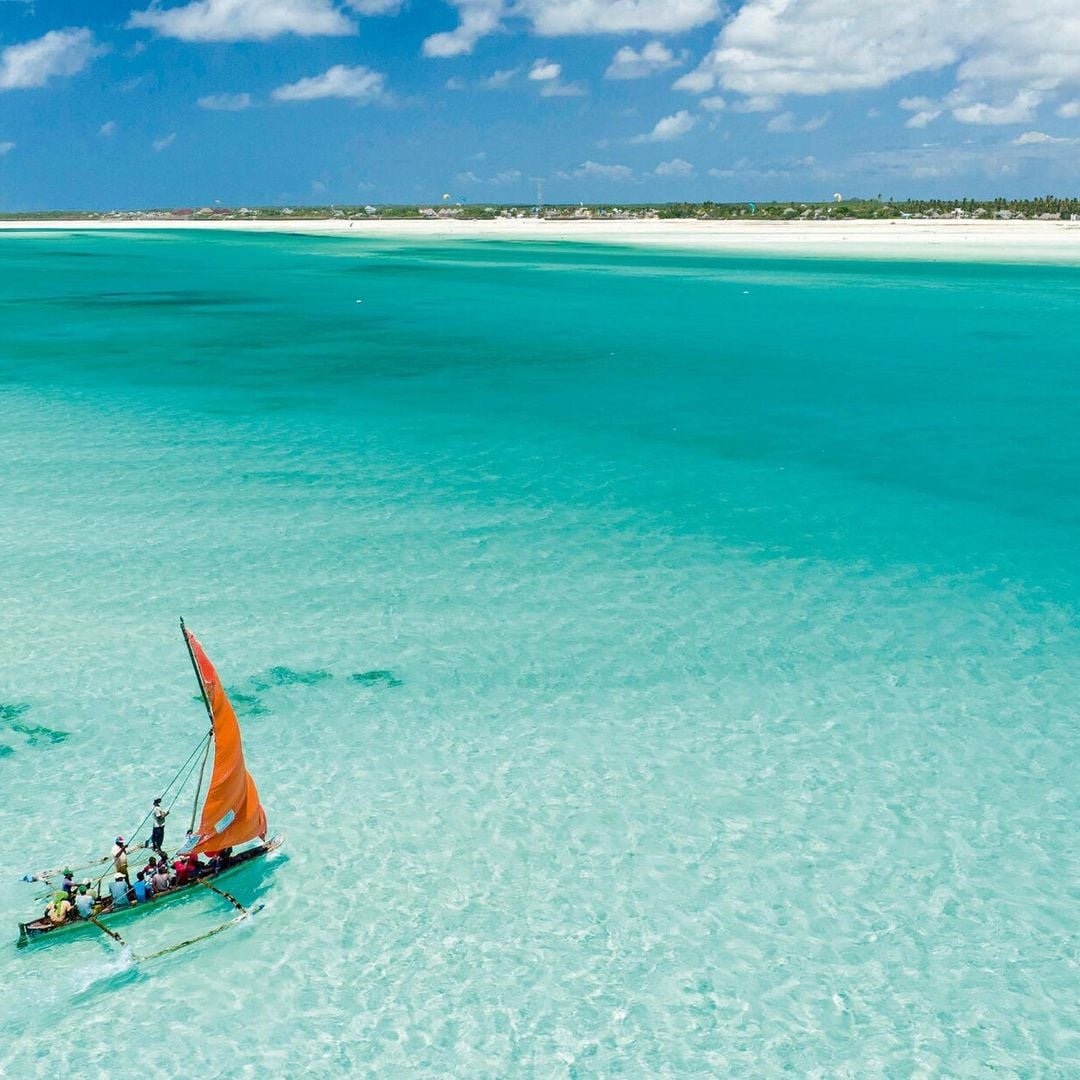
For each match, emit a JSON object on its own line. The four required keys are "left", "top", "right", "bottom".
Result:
{"left": 700, "top": 95, "right": 726, "bottom": 112}
{"left": 481, "top": 67, "right": 519, "bottom": 89}
{"left": 766, "top": 110, "right": 829, "bottom": 133}
{"left": 655, "top": 157, "right": 694, "bottom": 176}
{"left": 345, "top": 0, "right": 403, "bottom": 11}
{"left": 422, "top": 0, "right": 502, "bottom": 57}
{"left": 540, "top": 79, "right": 586, "bottom": 97}
{"left": 730, "top": 95, "right": 779, "bottom": 113}
{"left": 605, "top": 40, "right": 681, "bottom": 80}
{"left": 570, "top": 160, "right": 634, "bottom": 180}
{"left": 0, "top": 27, "right": 104, "bottom": 90}
{"left": 630, "top": 109, "right": 696, "bottom": 143}
{"left": 423, "top": 0, "right": 719, "bottom": 57}
{"left": 272, "top": 64, "right": 388, "bottom": 103}
{"left": 529, "top": 59, "right": 561, "bottom": 81}
{"left": 1012, "top": 129, "right": 1072, "bottom": 144}
{"left": 456, "top": 167, "right": 524, "bottom": 185}
{"left": 152, "top": 133, "right": 176, "bottom": 151}
{"left": 446, "top": 76, "right": 465, "bottom": 90}
{"left": 526, "top": 0, "right": 718, "bottom": 35}
{"left": 952, "top": 89, "right": 1041, "bottom": 125}
{"left": 899, "top": 96, "right": 943, "bottom": 128}
{"left": 672, "top": 69, "right": 714, "bottom": 94}
{"left": 0, "top": 141, "right": 14, "bottom": 155}
{"left": 906, "top": 110, "right": 942, "bottom": 129}
{"left": 680, "top": 0, "right": 1080, "bottom": 123}
{"left": 1058, "top": 100, "right": 1080, "bottom": 118}
{"left": 129, "top": 0, "right": 355, "bottom": 43}
{"left": 99, "top": 120, "right": 117, "bottom": 136}
{"left": 198, "top": 92, "right": 253, "bottom": 110}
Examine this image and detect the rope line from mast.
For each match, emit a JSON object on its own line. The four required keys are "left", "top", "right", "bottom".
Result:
{"left": 91, "top": 731, "right": 213, "bottom": 895}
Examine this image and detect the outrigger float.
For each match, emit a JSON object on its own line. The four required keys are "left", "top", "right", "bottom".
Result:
{"left": 17, "top": 621, "right": 284, "bottom": 959}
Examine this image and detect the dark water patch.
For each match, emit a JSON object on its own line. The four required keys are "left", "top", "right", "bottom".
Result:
{"left": 225, "top": 690, "right": 271, "bottom": 718}
{"left": 42, "top": 250, "right": 110, "bottom": 259}
{"left": 349, "top": 670, "right": 402, "bottom": 688}
{"left": 0, "top": 743, "right": 13, "bottom": 757}
{"left": 263, "top": 666, "right": 333, "bottom": 687}
{"left": 8, "top": 721, "right": 69, "bottom": 746}
{"left": 1, "top": 704, "right": 69, "bottom": 746}
{"left": 47, "top": 291, "right": 250, "bottom": 310}
{"left": 98, "top": 291, "right": 248, "bottom": 308}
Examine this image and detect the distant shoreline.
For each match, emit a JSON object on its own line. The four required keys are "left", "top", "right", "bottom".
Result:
{"left": 3, "top": 217, "right": 1080, "bottom": 264}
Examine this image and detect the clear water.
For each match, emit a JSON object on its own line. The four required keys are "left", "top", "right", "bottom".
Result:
{"left": 0, "top": 231, "right": 1077, "bottom": 1077}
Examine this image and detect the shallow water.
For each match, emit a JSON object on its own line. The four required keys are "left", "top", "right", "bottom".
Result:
{"left": 1, "top": 232, "right": 1077, "bottom": 1076}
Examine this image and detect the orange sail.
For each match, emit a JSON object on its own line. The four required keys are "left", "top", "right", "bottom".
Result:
{"left": 183, "top": 626, "right": 267, "bottom": 856}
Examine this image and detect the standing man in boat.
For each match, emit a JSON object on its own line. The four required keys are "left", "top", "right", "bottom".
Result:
{"left": 150, "top": 798, "right": 169, "bottom": 857}
{"left": 112, "top": 836, "right": 130, "bottom": 884}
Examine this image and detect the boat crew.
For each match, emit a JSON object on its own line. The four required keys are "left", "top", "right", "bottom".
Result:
{"left": 151, "top": 865, "right": 172, "bottom": 894}
{"left": 111, "top": 836, "right": 130, "bottom": 883}
{"left": 108, "top": 873, "right": 131, "bottom": 909}
{"left": 133, "top": 871, "right": 153, "bottom": 903}
{"left": 150, "top": 799, "right": 169, "bottom": 856}
{"left": 74, "top": 885, "right": 94, "bottom": 919}
{"left": 45, "top": 891, "right": 72, "bottom": 925}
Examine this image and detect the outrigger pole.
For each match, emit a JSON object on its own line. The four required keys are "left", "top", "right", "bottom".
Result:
{"left": 180, "top": 618, "right": 215, "bottom": 835}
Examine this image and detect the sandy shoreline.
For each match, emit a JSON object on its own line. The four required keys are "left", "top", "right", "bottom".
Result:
{"left": 3, "top": 216, "right": 1080, "bottom": 263}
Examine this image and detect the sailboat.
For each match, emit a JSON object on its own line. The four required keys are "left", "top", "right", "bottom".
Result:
{"left": 17, "top": 621, "right": 284, "bottom": 956}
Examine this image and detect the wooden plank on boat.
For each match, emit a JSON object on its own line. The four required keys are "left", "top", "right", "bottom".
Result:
{"left": 135, "top": 904, "right": 264, "bottom": 961}
{"left": 89, "top": 916, "right": 125, "bottom": 945}
{"left": 197, "top": 877, "right": 247, "bottom": 913}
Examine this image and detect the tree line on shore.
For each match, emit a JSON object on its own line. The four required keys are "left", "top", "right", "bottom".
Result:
{"left": 4, "top": 196, "right": 1080, "bottom": 221}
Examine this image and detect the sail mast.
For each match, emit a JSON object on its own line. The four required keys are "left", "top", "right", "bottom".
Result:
{"left": 180, "top": 618, "right": 215, "bottom": 834}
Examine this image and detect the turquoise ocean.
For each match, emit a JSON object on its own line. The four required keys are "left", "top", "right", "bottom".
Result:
{"left": 0, "top": 230, "right": 1077, "bottom": 1076}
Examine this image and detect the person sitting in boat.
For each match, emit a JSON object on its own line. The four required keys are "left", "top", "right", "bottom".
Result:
{"left": 60, "top": 868, "right": 76, "bottom": 897}
{"left": 108, "top": 873, "right": 131, "bottom": 909}
{"left": 206, "top": 847, "right": 233, "bottom": 873}
{"left": 45, "top": 891, "right": 73, "bottom": 925}
{"left": 142, "top": 854, "right": 159, "bottom": 882}
{"left": 151, "top": 864, "right": 172, "bottom": 894}
{"left": 172, "top": 853, "right": 201, "bottom": 885}
{"left": 111, "top": 836, "right": 131, "bottom": 884}
{"left": 132, "top": 870, "right": 153, "bottom": 903}
{"left": 74, "top": 885, "right": 95, "bottom": 919}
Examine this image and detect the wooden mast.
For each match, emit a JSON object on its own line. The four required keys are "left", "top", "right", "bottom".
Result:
{"left": 180, "top": 618, "right": 215, "bottom": 835}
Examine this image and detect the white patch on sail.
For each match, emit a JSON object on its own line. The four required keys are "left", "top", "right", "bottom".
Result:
{"left": 215, "top": 810, "right": 235, "bottom": 833}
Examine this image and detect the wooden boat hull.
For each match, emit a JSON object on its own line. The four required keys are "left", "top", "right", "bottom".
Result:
{"left": 17, "top": 833, "right": 284, "bottom": 946}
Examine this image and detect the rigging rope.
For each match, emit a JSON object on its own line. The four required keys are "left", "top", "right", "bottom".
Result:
{"left": 91, "top": 731, "right": 212, "bottom": 895}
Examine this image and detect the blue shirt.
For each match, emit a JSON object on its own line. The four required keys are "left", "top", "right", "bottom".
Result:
{"left": 133, "top": 879, "right": 152, "bottom": 902}
{"left": 108, "top": 879, "right": 130, "bottom": 907}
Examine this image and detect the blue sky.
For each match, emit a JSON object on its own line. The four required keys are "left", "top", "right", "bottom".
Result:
{"left": 2, "top": 0, "right": 1080, "bottom": 209}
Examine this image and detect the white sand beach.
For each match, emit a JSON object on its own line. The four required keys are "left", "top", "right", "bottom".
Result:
{"left": 3, "top": 216, "right": 1080, "bottom": 263}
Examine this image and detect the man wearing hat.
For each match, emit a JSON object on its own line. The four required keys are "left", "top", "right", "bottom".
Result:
{"left": 150, "top": 798, "right": 169, "bottom": 857}
{"left": 45, "top": 890, "right": 72, "bottom": 925}
{"left": 74, "top": 884, "right": 94, "bottom": 919}
{"left": 108, "top": 873, "right": 131, "bottom": 909}
{"left": 111, "top": 835, "right": 130, "bottom": 884}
